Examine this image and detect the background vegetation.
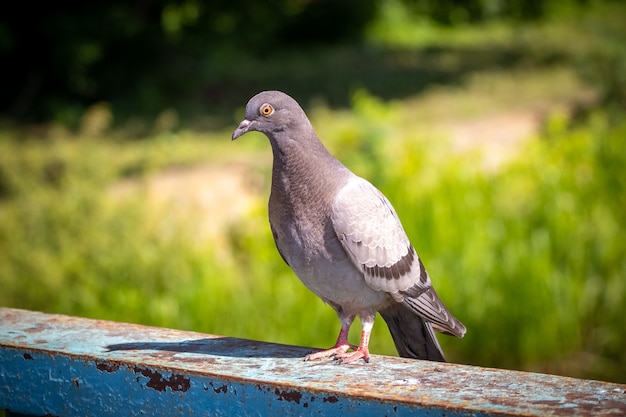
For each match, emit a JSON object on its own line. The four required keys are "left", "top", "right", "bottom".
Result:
{"left": 1, "top": 0, "right": 624, "bottom": 383}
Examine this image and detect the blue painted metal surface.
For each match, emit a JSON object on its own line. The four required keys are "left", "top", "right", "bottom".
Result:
{"left": 1, "top": 308, "right": 624, "bottom": 416}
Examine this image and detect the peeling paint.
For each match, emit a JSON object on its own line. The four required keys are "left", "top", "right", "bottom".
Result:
{"left": 209, "top": 382, "right": 228, "bottom": 394}
{"left": 133, "top": 366, "right": 190, "bottom": 392}
{"left": 96, "top": 362, "right": 120, "bottom": 373}
{"left": 323, "top": 395, "right": 339, "bottom": 403}
{"left": 275, "top": 388, "right": 303, "bottom": 404}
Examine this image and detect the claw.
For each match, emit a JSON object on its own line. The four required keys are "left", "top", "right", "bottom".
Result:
{"left": 304, "top": 342, "right": 361, "bottom": 361}
{"left": 334, "top": 347, "right": 371, "bottom": 364}
{"left": 303, "top": 315, "right": 372, "bottom": 364}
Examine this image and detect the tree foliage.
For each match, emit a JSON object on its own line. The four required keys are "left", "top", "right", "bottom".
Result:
{"left": 0, "top": 1, "right": 377, "bottom": 123}
{"left": 0, "top": 0, "right": 597, "bottom": 125}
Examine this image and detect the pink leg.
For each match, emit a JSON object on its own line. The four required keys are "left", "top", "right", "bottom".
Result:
{"left": 334, "top": 318, "right": 373, "bottom": 364}
{"left": 304, "top": 315, "right": 358, "bottom": 361}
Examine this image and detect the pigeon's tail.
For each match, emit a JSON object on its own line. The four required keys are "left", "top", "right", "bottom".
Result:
{"left": 379, "top": 304, "right": 446, "bottom": 362}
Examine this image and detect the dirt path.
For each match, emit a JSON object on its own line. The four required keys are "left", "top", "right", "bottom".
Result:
{"left": 449, "top": 110, "right": 541, "bottom": 170}
{"left": 110, "top": 163, "right": 262, "bottom": 240}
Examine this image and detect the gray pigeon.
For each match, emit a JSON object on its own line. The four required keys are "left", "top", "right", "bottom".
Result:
{"left": 232, "top": 91, "right": 466, "bottom": 363}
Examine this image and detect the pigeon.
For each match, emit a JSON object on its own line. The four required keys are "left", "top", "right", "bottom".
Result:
{"left": 232, "top": 90, "right": 466, "bottom": 363}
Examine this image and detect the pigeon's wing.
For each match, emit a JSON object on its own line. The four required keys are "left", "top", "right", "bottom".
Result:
{"left": 331, "top": 177, "right": 415, "bottom": 293}
{"left": 331, "top": 177, "right": 466, "bottom": 337}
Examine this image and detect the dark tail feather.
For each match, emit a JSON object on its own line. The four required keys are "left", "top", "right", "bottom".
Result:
{"left": 380, "top": 304, "right": 446, "bottom": 362}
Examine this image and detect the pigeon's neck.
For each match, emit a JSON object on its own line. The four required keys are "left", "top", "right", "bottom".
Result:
{"left": 268, "top": 131, "right": 349, "bottom": 212}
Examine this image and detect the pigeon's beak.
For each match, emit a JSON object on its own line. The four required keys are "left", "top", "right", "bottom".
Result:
{"left": 232, "top": 119, "right": 254, "bottom": 140}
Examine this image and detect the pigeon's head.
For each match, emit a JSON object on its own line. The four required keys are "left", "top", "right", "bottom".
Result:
{"left": 232, "top": 91, "right": 311, "bottom": 140}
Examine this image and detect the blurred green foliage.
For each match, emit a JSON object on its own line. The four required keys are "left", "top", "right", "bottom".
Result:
{"left": 0, "top": 0, "right": 625, "bottom": 385}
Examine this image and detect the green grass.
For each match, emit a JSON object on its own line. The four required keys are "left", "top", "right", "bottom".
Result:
{"left": 1, "top": 2, "right": 625, "bottom": 383}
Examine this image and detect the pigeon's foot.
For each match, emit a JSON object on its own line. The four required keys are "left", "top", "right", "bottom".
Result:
{"left": 304, "top": 315, "right": 374, "bottom": 364}
{"left": 305, "top": 315, "right": 358, "bottom": 361}
{"left": 304, "top": 343, "right": 358, "bottom": 361}
{"left": 334, "top": 346, "right": 370, "bottom": 364}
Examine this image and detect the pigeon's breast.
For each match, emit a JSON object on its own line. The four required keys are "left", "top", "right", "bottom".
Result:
{"left": 271, "top": 208, "right": 389, "bottom": 313}
{"left": 268, "top": 155, "right": 389, "bottom": 313}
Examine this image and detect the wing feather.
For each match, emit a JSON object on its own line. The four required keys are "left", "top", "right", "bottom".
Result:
{"left": 331, "top": 177, "right": 417, "bottom": 293}
{"left": 332, "top": 176, "right": 466, "bottom": 338}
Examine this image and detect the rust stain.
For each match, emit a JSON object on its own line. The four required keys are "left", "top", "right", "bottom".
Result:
{"left": 275, "top": 388, "right": 303, "bottom": 404}
{"left": 323, "top": 395, "right": 339, "bottom": 403}
{"left": 133, "top": 366, "right": 190, "bottom": 392}
{"left": 174, "top": 356, "right": 218, "bottom": 365}
{"left": 23, "top": 323, "right": 50, "bottom": 333}
{"left": 565, "top": 392, "right": 626, "bottom": 416}
{"left": 210, "top": 382, "right": 228, "bottom": 394}
{"left": 96, "top": 362, "right": 120, "bottom": 373}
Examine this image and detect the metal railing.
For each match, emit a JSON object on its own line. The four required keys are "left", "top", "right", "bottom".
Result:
{"left": 1, "top": 307, "right": 624, "bottom": 416}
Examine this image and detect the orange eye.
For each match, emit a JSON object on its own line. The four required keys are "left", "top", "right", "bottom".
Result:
{"left": 260, "top": 103, "right": 274, "bottom": 116}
